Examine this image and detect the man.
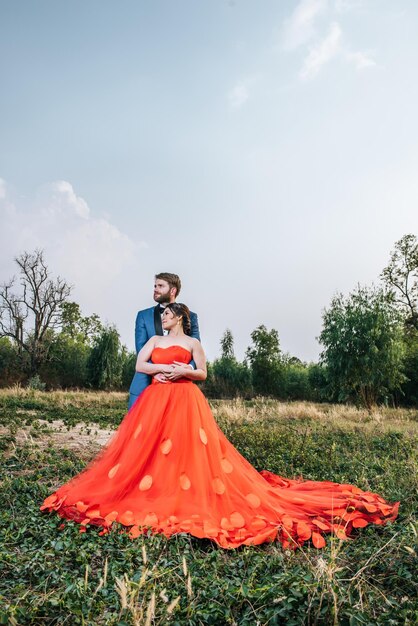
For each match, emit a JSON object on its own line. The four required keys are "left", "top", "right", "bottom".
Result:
{"left": 128, "top": 272, "right": 200, "bottom": 409}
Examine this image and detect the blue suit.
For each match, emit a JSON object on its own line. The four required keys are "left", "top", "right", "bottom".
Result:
{"left": 128, "top": 305, "right": 200, "bottom": 409}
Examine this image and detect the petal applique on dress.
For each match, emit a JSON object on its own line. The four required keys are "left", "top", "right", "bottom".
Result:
{"left": 39, "top": 344, "right": 400, "bottom": 549}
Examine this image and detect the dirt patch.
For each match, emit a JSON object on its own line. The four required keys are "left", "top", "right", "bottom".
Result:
{"left": 0, "top": 419, "right": 114, "bottom": 457}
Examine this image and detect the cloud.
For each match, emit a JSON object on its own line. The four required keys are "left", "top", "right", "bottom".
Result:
{"left": 0, "top": 178, "right": 5, "bottom": 200}
{"left": 47, "top": 180, "right": 90, "bottom": 219}
{"left": 300, "top": 21, "right": 342, "bottom": 79}
{"left": 282, "top": 0, "right": 377, "bottom": 80}
{"left": 334, "top": 0, "right": 363, "bottom": 13}
{"left": 283, "top": 0, "right": 328, "bottom": 50}
{"left": 0, "top": 179, "right": 148, "bottom": 308}
{"left": 345, "top": 50, "right": 376, "bottom": 70}
{"left": 227, "top": 81, "right": 250, "bottom": 109}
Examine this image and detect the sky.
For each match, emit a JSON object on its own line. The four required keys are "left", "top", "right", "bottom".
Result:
{"left": 1, "top": 0, "right": 418, "bottom": 362}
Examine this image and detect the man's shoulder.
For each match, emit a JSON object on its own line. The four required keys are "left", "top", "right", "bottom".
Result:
{"left": 136, "top": 306, "right": 156, "bottom": 317}
{"left": 136, "top": 305, "right": 198, "bottom": 317}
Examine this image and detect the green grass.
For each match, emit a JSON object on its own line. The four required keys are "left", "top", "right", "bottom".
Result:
{"left": 0, "top": 389, "right": 417, "bottom": 625}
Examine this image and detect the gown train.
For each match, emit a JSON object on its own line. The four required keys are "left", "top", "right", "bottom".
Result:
{"left": 41, "top": 346, "right": 399, "bottom": 549}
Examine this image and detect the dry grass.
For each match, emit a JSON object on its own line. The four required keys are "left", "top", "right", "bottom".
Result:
{"left": 2, "top": 384, "right": 126, "bottom": 406}
{"left": 211, "top": 397, "right": 418, "bottom": 435}
{"left": 1, "top": 388, "right": 417, "bottom": 458}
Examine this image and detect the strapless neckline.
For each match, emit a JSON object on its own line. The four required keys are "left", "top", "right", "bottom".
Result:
{"left": 153, "top": 345, "right": 192, "bottom": 356}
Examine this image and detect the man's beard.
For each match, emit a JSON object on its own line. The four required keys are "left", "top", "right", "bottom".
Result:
{"left": 154, "top": 293, "right": 171, "bottom": 304}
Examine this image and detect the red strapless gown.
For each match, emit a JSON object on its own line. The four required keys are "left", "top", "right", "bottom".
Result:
{"left": 41, "top": 346, "right": 399, "bottom": 548}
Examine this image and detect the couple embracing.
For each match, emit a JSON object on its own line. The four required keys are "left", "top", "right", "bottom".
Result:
{"left": 41, "top": 272, "right": 398, "bottom": 549}
{"left": 128, "top": 272, "right": 201, "bottom": 409}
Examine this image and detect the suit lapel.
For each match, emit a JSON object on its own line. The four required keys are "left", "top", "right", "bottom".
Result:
{"left": 154, "top": 305, "right": 163, "bottom": 336}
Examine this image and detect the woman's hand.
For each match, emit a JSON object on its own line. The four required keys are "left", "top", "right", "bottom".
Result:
{"left": 153, "top": 363, "right": 176, "bottom": 384}
{"left": 159, "top": 364, "right": 175, "bottom": 375}
{"left": 164, "top": 363, "right": 188, "bottom": 380}
{"left": 154, "top": 372, "right": 169, "bottom": 384}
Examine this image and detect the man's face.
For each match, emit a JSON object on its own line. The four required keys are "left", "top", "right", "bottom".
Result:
{"left": 153, "top": 279, "right": 173, "bottom": 304}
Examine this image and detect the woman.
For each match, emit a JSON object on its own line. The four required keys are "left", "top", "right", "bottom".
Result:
{"left": 41, "top": 304, "right": 399, "bottom": 549}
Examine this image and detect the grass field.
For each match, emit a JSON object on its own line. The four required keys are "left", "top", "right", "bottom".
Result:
{"left": 0, "top": 388, "right": 417, "bottom": 625}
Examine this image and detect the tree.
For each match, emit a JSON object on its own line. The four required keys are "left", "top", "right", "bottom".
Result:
{"left": 220, "top": 329, "right": 235, "bottom": 360}
{"left": 42, "top": 333, "right": 90, "bottom": 388}
{"left": 307, "top": 363, "right": 331, "bottom": 402}
{"left": 381, "top": 234, "right": 418, "bottom": 406}
{"left": 0, "top": 337, "right": 22, "bottom": 387}
{"left": 399, "top": 327, "right": 418, "bottom": 405}
{"left": 39, "top": 302, "right": 104, "bottom": 388}
{"left": 319, "top": 285, "right": 405, "bottom": 410}
{"left": 246, "top": 325, "right": 285, "bottom": 397}
{"left": 283, "top": 362, "right": 311, "bottom": 401}
{"left": 87, "top": 325, "right": 123, "bottom": 389}
{"left": 121, "top": 347, "right": 137, "bottom": 390}
{"left": 279, "top": 352, "right": 316, "bottom": 401}
{"left": 60, "top": 301, "right": 103, "bottom": 345}
{"left": 207, "top": 329, "right": 252, "bottom": 398}
{"left": 381, "top": 233, "right": 418, "bottom": 328}
{"left": 0, "top": 250, "right": 72, "bottom": 375}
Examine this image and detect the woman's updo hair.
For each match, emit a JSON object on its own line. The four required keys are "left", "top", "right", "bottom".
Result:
{"left": 166, "top": 303, "right": 192, "bottom": 335}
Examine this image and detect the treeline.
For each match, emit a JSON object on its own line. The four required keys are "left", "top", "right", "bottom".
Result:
{"left": 1, "top": 235, "right": 417, "bottom": 409}
{"left": 205, "top": 234, "right": 418, "bottom": 409}
{"left": 0, "top": 302, "right": 136, "bottom": 392}
{"left": 0, "top": 250, "right": 136, "bottom": 392}
{"left": 203, "top": 327, "right": 328, "bottom": 403}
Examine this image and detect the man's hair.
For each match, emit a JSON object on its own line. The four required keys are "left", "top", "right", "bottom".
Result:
{"left": 155, "top": 272, "right": 181, "bottom": 297}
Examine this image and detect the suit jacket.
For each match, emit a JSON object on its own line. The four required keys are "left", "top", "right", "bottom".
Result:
{"left": 129, "top": 305, "right": 200, "bottom": 397}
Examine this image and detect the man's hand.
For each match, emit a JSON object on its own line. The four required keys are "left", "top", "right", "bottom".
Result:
{"left": 154, "top": 373, "right": 169, "bottom": 384}
{"left": 154, "top": 364, "right": 175, "bottom": 384}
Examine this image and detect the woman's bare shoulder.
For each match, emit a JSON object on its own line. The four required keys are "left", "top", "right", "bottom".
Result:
{"left": 188, "top": 337, "right": 204, "bottom": 353}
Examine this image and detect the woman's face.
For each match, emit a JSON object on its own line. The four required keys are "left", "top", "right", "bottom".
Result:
{"left": 162, "top": 307, "right": 180, "bottom": 330}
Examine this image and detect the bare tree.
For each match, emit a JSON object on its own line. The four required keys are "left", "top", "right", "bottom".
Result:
{"left": 381, "top": 233, "right": 418, "bottom": 328}
{"left": 0, "top": 250, "right": 72, "bottom": 375}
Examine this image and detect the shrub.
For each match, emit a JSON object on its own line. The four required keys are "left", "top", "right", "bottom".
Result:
{"left": 26, "top": 374, "right": 46, "bottom": 391}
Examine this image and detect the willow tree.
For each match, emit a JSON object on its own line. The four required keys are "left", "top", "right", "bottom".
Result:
{"left": 87, "top": 325, "right": 123, "bottom": 389}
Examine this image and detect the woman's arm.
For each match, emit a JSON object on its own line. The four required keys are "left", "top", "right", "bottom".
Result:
{"left": 165, "top": 340, "right": 207, "bottom": 381}
{"left": 136, "top": 338, "right": 174, "bottom": 375}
